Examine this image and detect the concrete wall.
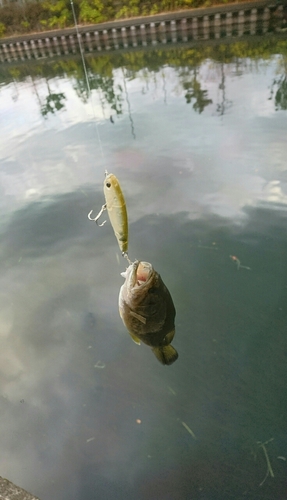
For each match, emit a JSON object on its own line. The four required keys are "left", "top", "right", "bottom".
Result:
{"left": 0, "top": 476, "right": 40, "bottom": 500}
{"left": 0, "top": 0, "right": 285, "bottom": 62}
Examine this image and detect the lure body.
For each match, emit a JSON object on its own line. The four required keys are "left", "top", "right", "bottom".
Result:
{"left": 104, "top": 173, "right": 128, "bottom": 255}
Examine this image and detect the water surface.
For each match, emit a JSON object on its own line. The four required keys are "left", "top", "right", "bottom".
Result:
{"left": 0, "top": 36, "right": 287, "bottom": 499}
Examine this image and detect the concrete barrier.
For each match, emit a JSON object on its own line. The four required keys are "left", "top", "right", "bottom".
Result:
{"left": 0, "top": 476, "right": 40, "bottom": 500}
{"left": 0, "top": 1, "right": 285, "bottom": 62}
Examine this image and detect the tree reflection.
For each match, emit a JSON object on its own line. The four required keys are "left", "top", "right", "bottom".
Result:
{"left": 28, "top": 74, "right": 67, "bottom": 118}
{"left": 182, "top": 68, "right": 212, "bottom": 113}
{"left": 216, "top": 63, "right": 232, "bottom": 116}
{"left": 41, "top": 83, "right": 66, "bottom": 117}
{"left": 4, "top": 37, "right": 286, "bottom": 119}
{"left": 30, "top": 75, "right": 43, "bottom": 109}
{"left": 270, "top": 75, "right": 287, "bottom": 110}
{"left": 122, "top": 68, "right": 136, "bottom": 139}
{"left": 73, "top": 68, "right": 123, "bottom": 116}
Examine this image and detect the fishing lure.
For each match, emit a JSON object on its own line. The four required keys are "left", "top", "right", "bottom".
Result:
{"left": 88, "top": 171, "right": 129, "bottom": 260}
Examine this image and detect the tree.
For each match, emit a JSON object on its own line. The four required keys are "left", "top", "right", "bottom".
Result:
{"left": 79, "top": 0, "right": 107, "bottom": 23}
{"left": 42, "top": 0, "right": 75, "bottom": 28}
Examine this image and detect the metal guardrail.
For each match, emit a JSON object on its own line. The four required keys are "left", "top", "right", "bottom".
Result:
{"left": 0, "top": 1, "right": 285, "bottom": 62}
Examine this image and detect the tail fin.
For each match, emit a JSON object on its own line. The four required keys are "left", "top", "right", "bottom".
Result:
{"left": 151, "top": 344, "right": 178, "bottom": 365}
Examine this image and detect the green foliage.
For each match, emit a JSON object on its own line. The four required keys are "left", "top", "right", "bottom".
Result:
{"left": 21, "top": 20, "right": 30, "bottom": 30}
{"left": 79, "top": 0, "right": 107, "bottom": 23}
{"left": 42, "top": 0, "right": 73, "bottom": 28}
{"left": 0, "top": 21, "right": 5, "bottom": 37}
{"left": 150, "top": 4, "right": 159, "bottom": 15}
{"left": 0, "top": 0, "right": 282, "bottom": 34}
{"left": 9, "top": 68, "right": 21, "bottom": 79}
{"left": 115, "top": 0, "right": 140, "bottom": 19}
{"left": 182, "top": 0, "right": 194, "bottom": 5}
{"left": 159, "top": 0, "right": 184, "bottom": 11}
{"left": 49, "top": 11, "right": 70, "bottom": 27}
{"left": 115, "top": 7, "right": 131, "bottom": 19}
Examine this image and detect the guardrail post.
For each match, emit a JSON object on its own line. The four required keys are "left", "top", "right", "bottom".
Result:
{"left": 140, "top": 24, "right": 147, "bottom": 46}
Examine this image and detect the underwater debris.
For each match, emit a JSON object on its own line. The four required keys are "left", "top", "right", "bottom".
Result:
{"left": 230, "top": 255, "right": 251, "bottom": 271}
{"left": 168, "top": 386, "right": 176, "bottom": 395}
{"left": 94, "top": 361, "right": 105, "bottom": 369}
{"left": 182, "top": 421, "right": 196, "bottom": 440}
{"left": 257, "top": 438, "right": 275, "bottom": 486}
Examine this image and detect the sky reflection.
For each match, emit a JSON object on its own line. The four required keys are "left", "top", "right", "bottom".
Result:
{"left": 0, "top": 39, "right": 287, "bottom": 499}
{"left": 1, "top": 52, "right": 287, "bottom": 224}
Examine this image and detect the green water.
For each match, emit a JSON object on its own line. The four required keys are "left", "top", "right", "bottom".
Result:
{"left": 0, "top": 36, "right": 287, "bottom": 499}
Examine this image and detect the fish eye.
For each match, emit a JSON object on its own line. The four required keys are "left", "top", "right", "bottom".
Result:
{"left": 106, "top": 182, "right": 111, "bottom": 188}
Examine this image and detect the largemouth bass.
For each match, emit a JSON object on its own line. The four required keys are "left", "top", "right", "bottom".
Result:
{"left": 119, "top": 261, "right": 178, "bottom": 365}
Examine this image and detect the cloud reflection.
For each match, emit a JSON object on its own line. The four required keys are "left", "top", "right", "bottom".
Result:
{"left": 0, "top": 193, "right": 287, "bottom": 498}
{"left": 0, "top": 41, "right": 287, "bottom": 499}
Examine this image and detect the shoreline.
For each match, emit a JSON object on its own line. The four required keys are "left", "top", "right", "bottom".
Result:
{"left": 0, "top": 0, "right": 285, "bottom": 63}
{"left": 0, "top": 0, "right": 283, "bottom": 43}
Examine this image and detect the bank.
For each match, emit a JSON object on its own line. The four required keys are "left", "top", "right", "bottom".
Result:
{"left": 0, "top": 0, "right": 286, "bottom": 62}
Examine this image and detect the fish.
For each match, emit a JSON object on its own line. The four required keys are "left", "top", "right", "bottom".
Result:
{"left": 119, "top": 260, "right": 178, "bottom": 365}
{"left": 88, "top": 171, "right": 128, "bottom": 257}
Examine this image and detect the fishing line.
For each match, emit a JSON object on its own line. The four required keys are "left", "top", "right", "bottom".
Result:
{"left": 121, "top": 68, "right": 136, "bottom": 140}
{"left": 70, "top": 3, "right": 132, "bottom": 264}
{"left": 69, "top": 0, "right": 104, "bottom": 159}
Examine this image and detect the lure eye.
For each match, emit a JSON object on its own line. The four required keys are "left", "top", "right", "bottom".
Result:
{"left": 106, "top": 182, "right": 111, "bottom": 188}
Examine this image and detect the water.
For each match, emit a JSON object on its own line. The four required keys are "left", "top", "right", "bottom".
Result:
{"left": 0, "top": 36, "right": 287, "bottom": 499}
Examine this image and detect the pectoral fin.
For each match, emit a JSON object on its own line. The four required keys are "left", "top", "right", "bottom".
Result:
{"left": 151, "top": 345, "right": 178, "bottom": 365}
{"left": 128, "top": 331, "right": 141, "bottom": 345}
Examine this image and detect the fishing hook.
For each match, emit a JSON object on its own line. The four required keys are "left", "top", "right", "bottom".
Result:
{"left": 123, "top": 252, "right": 132, "bottom": 264}
{"left": 88, "top": 203, "right": 107, "bottom": 226}
{"left": 87, "top": 171, "right": 109, "bottom": 225}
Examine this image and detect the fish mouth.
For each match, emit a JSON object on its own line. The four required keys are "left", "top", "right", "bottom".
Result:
{"left": 121, "top": 261, "right": 154, "bottom": 290}
{"left": 124, "top": 261, "right": 153, "bottom": 289}
{"left": 135, "top": 261, "right": 153, "bottom": 286}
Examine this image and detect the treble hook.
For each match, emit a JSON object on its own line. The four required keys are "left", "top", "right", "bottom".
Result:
{"left": 88, "top": 203, "right": 107, "bottom": 226}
